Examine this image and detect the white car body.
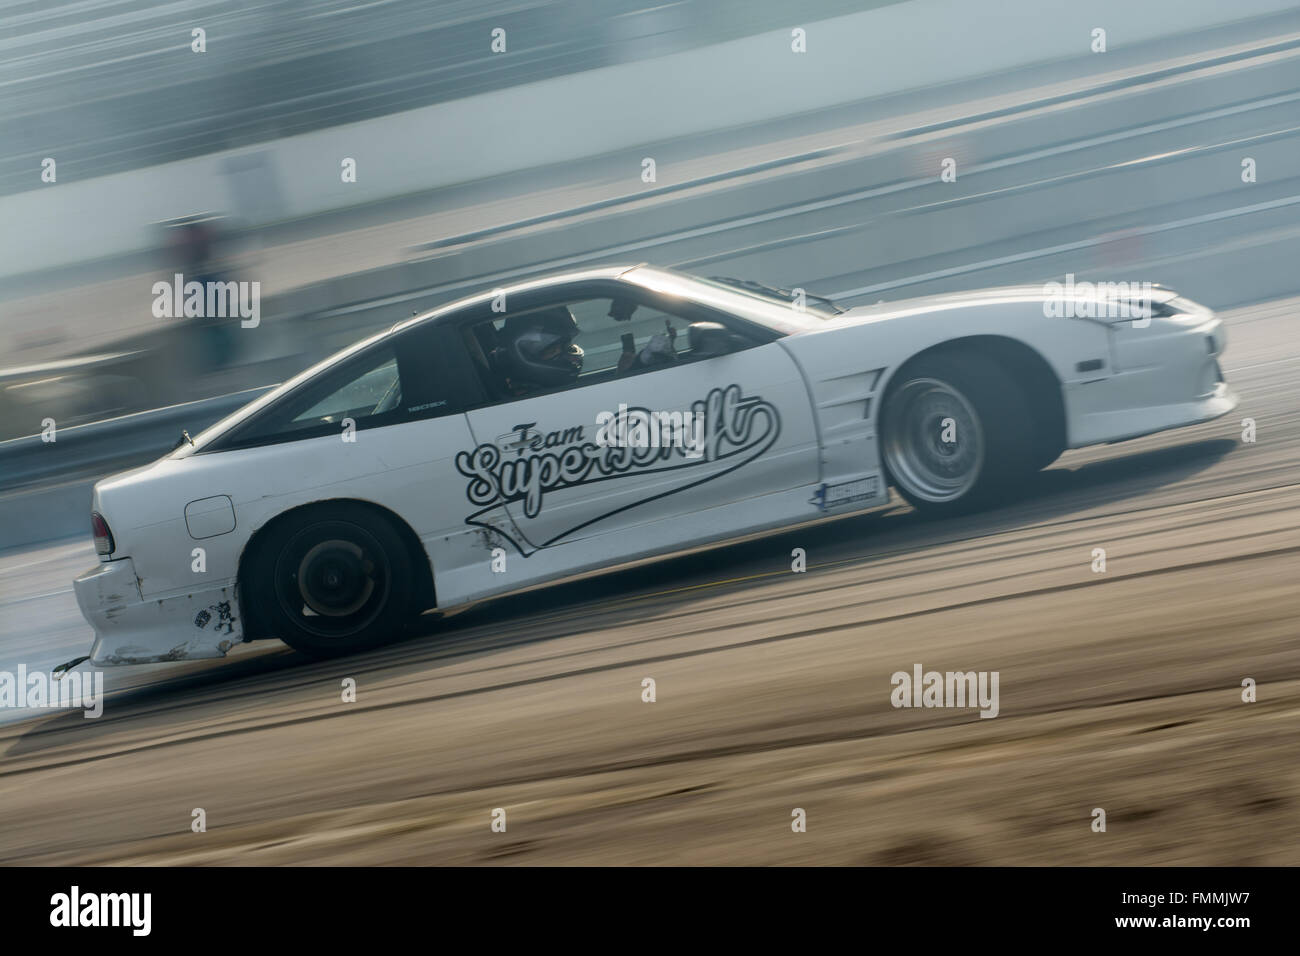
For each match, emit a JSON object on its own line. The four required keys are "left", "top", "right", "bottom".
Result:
{"left": 73, "top": 264, "right": 1236, "bottom": 665}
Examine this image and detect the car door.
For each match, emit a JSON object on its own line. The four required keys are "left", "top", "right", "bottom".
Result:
{"left": 452, "top": 281, "right": 819, "bottom": 558}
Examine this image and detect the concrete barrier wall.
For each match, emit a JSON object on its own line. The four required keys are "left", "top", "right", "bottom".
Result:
{"left": 2, "top": 0, "right": 1295, "bottom": 277}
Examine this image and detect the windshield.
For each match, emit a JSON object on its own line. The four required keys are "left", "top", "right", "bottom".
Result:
{"left": 701, "top": 276, "right": 845, "bottom": 317}
{"left": 622, "top": 266, "right": 836, "bottom": 333}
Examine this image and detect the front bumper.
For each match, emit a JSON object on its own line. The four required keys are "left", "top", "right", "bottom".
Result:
{"left": 73, "top": 558, "right": 244, "bottom": 665}
{"left": 1068, "top": 315, "right": 1239, "bottom": 447}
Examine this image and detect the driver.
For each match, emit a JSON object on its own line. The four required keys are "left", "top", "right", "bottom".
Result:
{"left": 608, "top": 298, "right": 678, "bottom": 372}
{"left": 492, "top": 306, "right": 584, "bottom": 395}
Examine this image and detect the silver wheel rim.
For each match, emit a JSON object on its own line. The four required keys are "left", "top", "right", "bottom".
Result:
{"left": 882, "top": 377, "right": 985, "bottom": 503}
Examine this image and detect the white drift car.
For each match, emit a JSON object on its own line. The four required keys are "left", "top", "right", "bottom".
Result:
{"left": 73, "top": 264, "right": 1235, "bottom": 664}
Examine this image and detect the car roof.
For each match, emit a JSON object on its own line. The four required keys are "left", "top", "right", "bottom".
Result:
{"left": 388, "top": 263, "right": 647, "bottom": 335}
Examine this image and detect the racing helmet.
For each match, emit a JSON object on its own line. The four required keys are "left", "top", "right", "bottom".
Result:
{"left": 496, "top": 306, "right": 584, "bottom": 388}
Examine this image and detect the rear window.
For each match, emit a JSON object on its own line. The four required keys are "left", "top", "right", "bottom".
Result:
{"left": 200, "top": 344, "right": 410, "bottom": 450}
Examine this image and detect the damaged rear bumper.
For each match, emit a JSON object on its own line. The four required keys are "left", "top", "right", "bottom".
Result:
{"left": 73, "top": 558, "right": 244, "bottom": 665}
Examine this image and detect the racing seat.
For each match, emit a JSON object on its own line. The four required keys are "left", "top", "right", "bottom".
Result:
{"left": 465, "top": 321, "right": 508, "bottom": 399}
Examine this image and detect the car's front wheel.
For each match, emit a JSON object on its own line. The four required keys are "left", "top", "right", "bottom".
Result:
{"left": 880, "top": 353, "right": 1034, "bottom": 515}
{"left": 247, "top": 503, "right": 415, "bottom": 658}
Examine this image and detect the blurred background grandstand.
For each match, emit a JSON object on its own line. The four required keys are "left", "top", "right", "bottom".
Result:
{"left": 0, "top": 0, "right": 878, "bottom": 194}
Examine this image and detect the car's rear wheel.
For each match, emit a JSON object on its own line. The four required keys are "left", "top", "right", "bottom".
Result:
{"left": 880, "top": 353, "right": 1034, "bottom": 515}
{"left": 247, "top": 504, "right": 415, "bottom": 658}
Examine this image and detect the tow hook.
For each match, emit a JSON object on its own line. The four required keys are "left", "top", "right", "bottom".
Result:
{"left": 52, "top": 656, "right": 91, "bottom": 680}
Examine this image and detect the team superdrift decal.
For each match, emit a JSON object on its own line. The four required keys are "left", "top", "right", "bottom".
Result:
{"left": 456, "top": 384, "right": 780, "bottom": 554}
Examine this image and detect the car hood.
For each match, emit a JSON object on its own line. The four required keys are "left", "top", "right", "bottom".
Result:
{"left": 820, "top": 283, "right": 1182, "bottom": 328}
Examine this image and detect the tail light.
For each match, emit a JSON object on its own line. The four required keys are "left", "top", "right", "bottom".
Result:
{"left": 91, "top": 512, "right": 115, "bottom": 556}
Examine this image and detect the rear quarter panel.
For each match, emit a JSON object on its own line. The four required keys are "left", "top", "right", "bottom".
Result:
{"left": 94, "top": 414, "right": 477, "bottom": 603}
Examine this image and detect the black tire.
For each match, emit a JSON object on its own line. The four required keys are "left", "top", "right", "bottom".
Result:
{"left": 880, "top": 352, "right": 1035, "bottom": 515}
{"left": 245, "top": 503, "right": 415, "bottom": 658}
{"left": 1027, "top": 437, "right": 1063, "bottom": 472}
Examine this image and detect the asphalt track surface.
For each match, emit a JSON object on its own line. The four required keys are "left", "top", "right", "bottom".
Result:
{"left": 0, "top": 294, "right": 1296, "bottom": 865}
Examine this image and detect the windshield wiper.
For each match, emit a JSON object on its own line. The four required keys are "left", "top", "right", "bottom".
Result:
{"left": 709, "top": 276, "right": 845, "bottom": 314}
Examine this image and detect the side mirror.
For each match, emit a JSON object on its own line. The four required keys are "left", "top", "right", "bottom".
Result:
{"left": 688, "top": 321, "right": 745, "bottom": 358}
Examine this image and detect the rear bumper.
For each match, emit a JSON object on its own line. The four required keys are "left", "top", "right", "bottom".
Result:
{"left": 73, "top": 558, "right": 244, "bottom": 665}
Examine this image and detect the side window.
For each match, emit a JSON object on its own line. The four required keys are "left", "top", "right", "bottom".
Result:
{"left": 211, "top": 345, "right": 409, "bottom": 449}
{"left": 462, "top": 293, "right": 761, "bottom": 406}
{"left": 289, "top": 352, "right": 401, "bottom": 429}
{"left": 563, "top": 297, "right": 681, "bottom": 375}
